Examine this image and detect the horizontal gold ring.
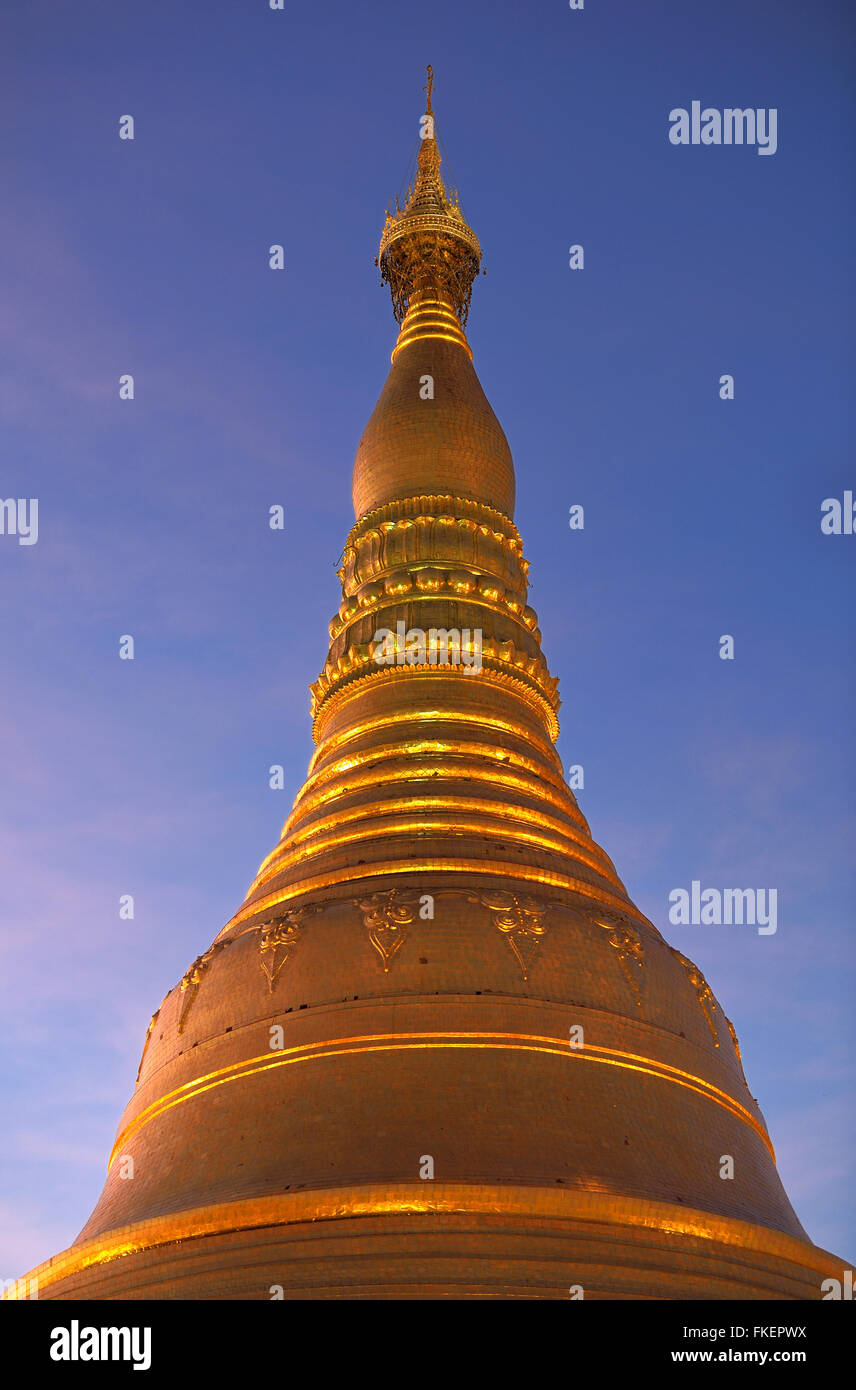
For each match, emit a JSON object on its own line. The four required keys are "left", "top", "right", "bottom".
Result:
{"left": 111, "top": 1030, "right": 772, "bottom": 1169}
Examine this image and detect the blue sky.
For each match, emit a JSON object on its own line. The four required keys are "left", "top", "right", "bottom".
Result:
{"left": 1, "top": 0, "right": 853, "bottom": 1274}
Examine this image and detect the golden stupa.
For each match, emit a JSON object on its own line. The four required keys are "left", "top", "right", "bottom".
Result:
{"left": 13, "top": 70, "right": 845, "bottom": 1300}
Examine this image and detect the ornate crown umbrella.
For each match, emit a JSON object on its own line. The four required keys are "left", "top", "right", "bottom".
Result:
{"left": 378, "top": 66, "right": 482, "bottom": 360}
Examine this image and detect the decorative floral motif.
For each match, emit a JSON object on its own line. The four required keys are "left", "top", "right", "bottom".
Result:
{"left": 725, "top": 1015, "right": 746, "bottom": 1075}
{"left": 470, "top": 890, "right": 549, "bottom": 980}
{"left": 258, "top": 911, "right": 307, "bottom": 993}
{"left": 135, "top": 1009, "right": 160, "bottom": 1084}
{"left": 177, "top": 939, "right": 231, "bottom": 1034}
{"left": 592, "top": 908, "right": 645, "bottom": 1011}
{"left": 672, "top": 948, "right": 719, "bottom": 1045}
{"left": 357, "top": 891, "right": 420, "bottom": 971}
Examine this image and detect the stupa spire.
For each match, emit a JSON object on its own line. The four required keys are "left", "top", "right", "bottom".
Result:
{"left": 379, "top": 67, "right": 481, "bottom": 361}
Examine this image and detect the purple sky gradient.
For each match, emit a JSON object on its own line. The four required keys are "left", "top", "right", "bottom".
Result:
{"left": 1, "top": 0, "right": 853, "bottom": 1276}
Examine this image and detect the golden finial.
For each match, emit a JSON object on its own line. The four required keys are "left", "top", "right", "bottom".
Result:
{"left": 378, "top": 65, "right": 482, "bottom": 334}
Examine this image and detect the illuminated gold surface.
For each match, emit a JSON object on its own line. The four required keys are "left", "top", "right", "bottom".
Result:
{"left": 330, "top": 585, "right": 538, "bottom": 641}
{"left": 293, "top": 736, "right": 571, "bottom": 805}
{"left": 343, "top": 493, "right": 523, "bottom": 556}
{"left": 286, "top": 793, "right": 589, "bottom": 846}
{"left": 6, "top": 1184, "right": 844, "bottom": 1301}
{"left": 273, "top": 763, "right": 586, "bottom": 836}
{"left": 252, "top": 814, "right": 617, "bottom": 890}
{"left": 220, "top": 859, "right": 651, "bottom": 937}
{"left": 391, "top": 302, "right": 473, "bottom": 362}
{"left": 312, "top": 665, "right": 561, "bottom": 743}
{"left": 378, "top": 73, "right": 482, "bottom": 331}
{"left": 107, "top": 1031, "right": 774, "bottom": 1168}
{"left": 310, "top": 637, "right": 559, "bottom": 718}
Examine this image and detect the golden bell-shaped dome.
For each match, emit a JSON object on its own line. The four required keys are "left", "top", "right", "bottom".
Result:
{"left": 352, "top": 331, "right": 516, "bottom": 520}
